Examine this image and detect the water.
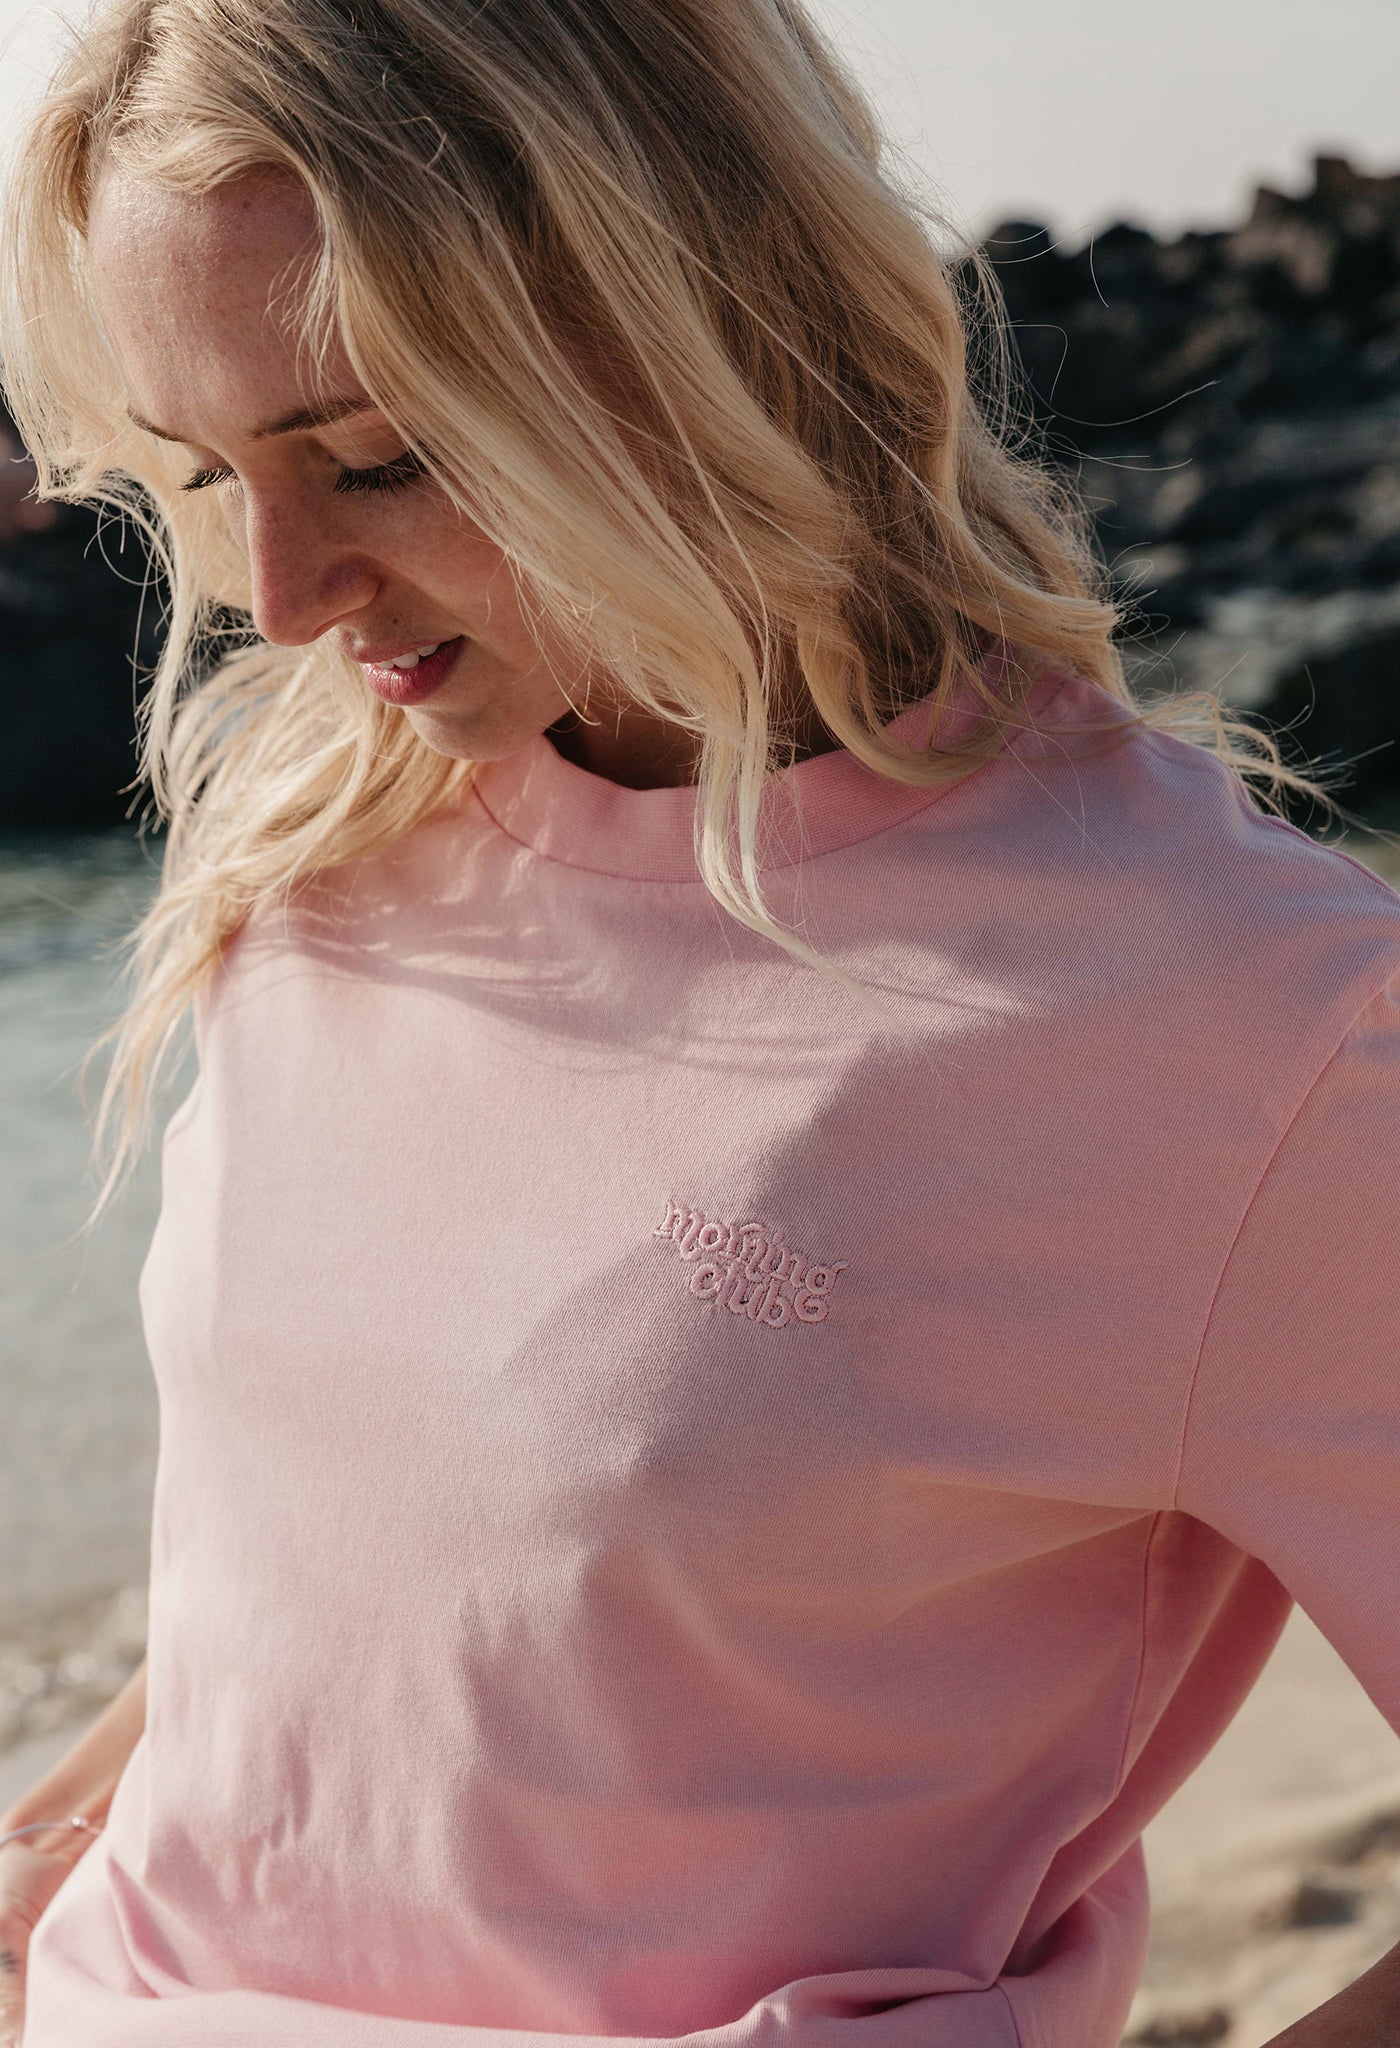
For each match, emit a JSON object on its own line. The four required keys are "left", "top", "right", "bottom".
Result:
{"left": 0, "top": 829, "right": 179, "bottom": 1749}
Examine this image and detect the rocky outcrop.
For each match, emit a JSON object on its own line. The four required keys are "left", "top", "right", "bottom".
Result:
{"left": 976, "top": 154, "right": 1400, "bottom": 810}
{"left": 0, "top": 409, "right": 161, "bottom": 829}
{"left": 2, "top": 154, "right": 1399, "bottom": 826}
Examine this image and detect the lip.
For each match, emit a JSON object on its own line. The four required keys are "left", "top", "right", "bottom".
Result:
{"left": 357, "top": 636, "right": 466, "bottom": 707}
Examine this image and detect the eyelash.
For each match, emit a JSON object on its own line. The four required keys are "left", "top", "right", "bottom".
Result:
{"left": 179, "top": 451, "right": 429, "bottom": 496}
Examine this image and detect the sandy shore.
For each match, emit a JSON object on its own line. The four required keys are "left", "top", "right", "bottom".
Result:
{"left": 1125, "top": 1607, "right": 1400, "bottom": 2046}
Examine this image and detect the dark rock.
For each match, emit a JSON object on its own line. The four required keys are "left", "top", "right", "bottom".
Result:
{"left": 0, "top": 494, "right": 161, "bottom": 830}
{"left": 1324, "top": 1803, "right": 1400, "bottom": 1865}
{"left": 974, "top": 154, "right": 1400, "bottom": 804}
{"left": 1123, "top": 2006, "right": 1231, "bottom": 2047}
{"left": 0, "top": 402, "right": 163, "bottom": 830}
{"left": 1259, "top": 622, "right": 1400, "bottom": 808}
{"left": 1280, "top": 1876, "right": 1362, "bottom": 1929}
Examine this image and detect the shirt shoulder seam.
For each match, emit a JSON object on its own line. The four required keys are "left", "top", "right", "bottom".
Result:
{"left": 1169, "top": 952, "right": 1400, "bottom": 1510}
{"left": 994, "top": 1978, "right": 1027, "bottom": 2048}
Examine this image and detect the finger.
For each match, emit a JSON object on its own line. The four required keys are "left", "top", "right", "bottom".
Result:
{"left": 0, "top": 1907, "right": 31, "bottom": 2047}
{"left": 0, "top": 1944, "right": 24, "bottom": 2048}
{"left": 0, "top": 1840, "right": 91, "bottom": 2046}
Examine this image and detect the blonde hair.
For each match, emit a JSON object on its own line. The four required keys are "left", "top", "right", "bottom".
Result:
{"left": 1, "top": 0, "right": 1315, "bottom": 1219}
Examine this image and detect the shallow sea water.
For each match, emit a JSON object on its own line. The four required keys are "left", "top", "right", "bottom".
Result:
{"left": 0, "top": 830, "right": 172, "bottom": 1747}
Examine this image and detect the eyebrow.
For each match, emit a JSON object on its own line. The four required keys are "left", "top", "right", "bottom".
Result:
{"left": 128, "top": 394, "right": 379, "bottom": 444}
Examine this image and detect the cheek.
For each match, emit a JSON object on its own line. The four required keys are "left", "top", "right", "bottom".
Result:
{"left": 395, "top": 504, "right": 526, "bottom": 620}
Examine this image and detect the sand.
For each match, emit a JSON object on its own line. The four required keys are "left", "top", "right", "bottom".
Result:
{"left": 1127, "top": 1608, "right": 1400, "bottom": 2045}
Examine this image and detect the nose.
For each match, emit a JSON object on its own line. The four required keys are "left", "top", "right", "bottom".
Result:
{"left": 239, "top": 489, "right": 381, "bottom": 648}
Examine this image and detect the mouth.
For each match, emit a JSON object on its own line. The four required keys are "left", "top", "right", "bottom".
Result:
{"left": 358, "top": 636, "right": 466, "bottom": 707}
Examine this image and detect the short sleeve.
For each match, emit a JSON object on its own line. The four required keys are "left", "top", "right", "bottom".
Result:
{"left": 1174, "top": 965, "right": 1400, "bottom": 1730}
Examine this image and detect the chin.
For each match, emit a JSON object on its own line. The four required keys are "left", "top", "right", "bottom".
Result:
{"left": 403, "top": 697, "right": 555, "bottom": 764}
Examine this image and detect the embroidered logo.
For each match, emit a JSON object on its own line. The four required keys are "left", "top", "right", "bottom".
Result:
{"left": 653, "top": 1199, "right": 848, "bottom": 1328}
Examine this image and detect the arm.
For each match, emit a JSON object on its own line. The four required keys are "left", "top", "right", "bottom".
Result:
{"left": 1174, "top": 967, "right": 1400, "bottom": 2048}
{"left": 1266, "top": 1943, "right": 1400, "bottom": 2046}
{"left": 0, "top": 1660, "right": 146, "bottom": 2048}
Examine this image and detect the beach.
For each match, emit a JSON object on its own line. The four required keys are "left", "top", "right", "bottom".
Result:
{"left": 1130, "top": 1607, "right": 1400, "bottom": 2045}
{"left": 0, "top": 832, "right": 165, "bottom": 1652}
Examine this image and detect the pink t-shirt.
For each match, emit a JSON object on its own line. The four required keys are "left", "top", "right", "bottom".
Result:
{"left": 24, "top": 654, "right": 1400, "bottom": 2048}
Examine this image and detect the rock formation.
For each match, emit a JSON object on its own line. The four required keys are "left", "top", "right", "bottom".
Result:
{"left": 0, "top": 407, "right": 162, "bottom": 829}
{"left": 975, "top": 153, "right": 1400, "bottom": 812}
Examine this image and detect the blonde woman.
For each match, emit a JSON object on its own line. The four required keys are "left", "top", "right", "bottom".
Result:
{"left": 3, "top": 1, "right": 1400, "bottom": 2043}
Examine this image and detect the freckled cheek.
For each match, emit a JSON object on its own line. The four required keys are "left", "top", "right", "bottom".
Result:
{"left": 216, "top": 487, "right": 413, "bottom": 567}
{"left": 392, "top": 508, "right": 521, "bottom": 619}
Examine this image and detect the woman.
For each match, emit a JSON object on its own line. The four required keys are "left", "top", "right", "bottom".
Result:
{"left": 3, "top": 0, "right": 1399, "bottom": 2043}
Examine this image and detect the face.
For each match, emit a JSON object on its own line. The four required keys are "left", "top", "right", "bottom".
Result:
{"left": 85, "top": 167, "right": 605, "bottom": 763}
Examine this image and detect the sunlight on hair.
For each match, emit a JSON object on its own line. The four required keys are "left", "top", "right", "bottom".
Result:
{"left": 0, "top": 0, "right": 1328, "bottom": 1224}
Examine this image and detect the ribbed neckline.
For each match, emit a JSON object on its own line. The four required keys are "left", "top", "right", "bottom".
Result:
{"left": 468, "top": 639, "right": 1062, "bottom": 884}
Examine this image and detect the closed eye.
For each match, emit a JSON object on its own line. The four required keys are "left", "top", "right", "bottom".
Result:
{"left": 180, "top": 464, "right": 236, "bottom": 492}
{"left": 332, "top": 451, "right": 429, "bottom": 495}
{"left": 178, "top": 451, "right": 429, "bottom": 495}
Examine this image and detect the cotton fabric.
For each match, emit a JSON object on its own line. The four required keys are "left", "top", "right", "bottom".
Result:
{"left": 25, "top": 648, "right": 1400, "bottom": 2048}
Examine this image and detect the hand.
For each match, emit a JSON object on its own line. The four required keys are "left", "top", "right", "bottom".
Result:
{"left": 0, "top": 1663, "right": 145, "bottom": 2047}
{"left": 0, "top": 1825, "right": 96, "bottom": 2048}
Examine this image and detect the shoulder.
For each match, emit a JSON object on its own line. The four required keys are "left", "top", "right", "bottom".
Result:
{"left": 854, "top": 664, "right": 1400, "bottom": 1110}
{"left": 1002, "top": 666, "right": 1400, "bottom": 1009}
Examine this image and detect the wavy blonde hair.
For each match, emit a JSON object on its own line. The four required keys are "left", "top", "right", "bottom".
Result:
{"left": 1, "top": 0, "right": 1312, "bottom": 1219}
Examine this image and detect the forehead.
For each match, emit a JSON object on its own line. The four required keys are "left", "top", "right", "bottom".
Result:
{"left": 89, "top": 167, "right": 320, "bottom": 315}
{"left": 87, "top": 169, "right": 347, "bottom": 434}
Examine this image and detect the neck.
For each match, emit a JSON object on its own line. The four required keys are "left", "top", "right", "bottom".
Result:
{"left": 546, "top": 702, "right": 705, "bottom": 789}
{"left": 546, "top": 671, "right": 842, "bottom": 792}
